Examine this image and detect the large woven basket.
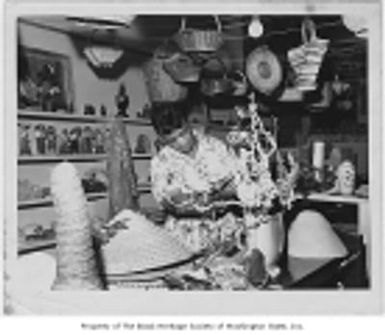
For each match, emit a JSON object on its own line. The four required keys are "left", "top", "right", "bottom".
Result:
{"left": 163, "top": 52, "right": 201, "bottom": 83}
{"left": 144, "top": 48, "right": 188, "bottom": 103}
{"left": 174, "top": 16, "right": 223, "bottom": 53}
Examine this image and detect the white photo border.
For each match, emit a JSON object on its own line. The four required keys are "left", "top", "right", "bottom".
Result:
{"left": 3, "top": 0, "right": 383, "bottom": 315}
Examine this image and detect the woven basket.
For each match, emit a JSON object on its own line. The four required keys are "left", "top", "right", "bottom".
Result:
{"left": 174, "top": 16, "right": 223, "bottom": 53}
{"left": 144, "top": 48, "right": 188, "bottom": 103}
{"left": 287, "top": 18, "right": 329, "bottom": 91}
{"left": 163, "top": 52, "right": 201, "bottom": 83}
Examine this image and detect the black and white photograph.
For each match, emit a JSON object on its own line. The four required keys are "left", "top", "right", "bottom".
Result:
{"left": 2, "top": 0, "right": 384, "bottom": 317}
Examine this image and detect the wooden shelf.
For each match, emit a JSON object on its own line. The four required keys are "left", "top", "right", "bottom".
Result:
{"left": 18, "top": 192, "right": 108, "bottom": 209}
{"left": 18, "top": 185, "right": 151, "bottom": 210}
{"left": 18, "top": 153, "right": 152, "bottom": 164}
{"left": 18, "top": 239, "right": 56, "bottom": 255}
{"left": 18, "top": 110, "right": 152, "bottom": 126}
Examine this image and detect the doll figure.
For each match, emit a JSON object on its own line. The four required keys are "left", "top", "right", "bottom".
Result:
{"left": 94, "top": 128, "right": 105, "bottom": 154}
{"left": 19, "top": 124, "right": 32, "bottom": 155}
{"left": 115, "top": 83, "right": 129, "bottom": 117}
{"left": 59, "top": 128, "right": 71, "bottom": 154}
{"left": 80, "top": 126, "right": 93, "bottom": 154}
{"left": 103, "top": 128, "right": 111, "bottom": 153}
{"left": 46, "top": 125, "right": 57, "bottom": 155}
{"left": 69, "top": 127, "right": 81, "bottom": 154}
{"left": 34, "top": 124, "right": 46, "bottom": 155}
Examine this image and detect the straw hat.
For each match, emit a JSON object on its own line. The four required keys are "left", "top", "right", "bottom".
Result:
{"left": 246, "top": 46, "right": 283, "bottom": 96}
{"left": 101, "top": 210, "right": 194, "bottom": 276}
{"left": 288, "top": 210, "right": 348, "bottom": 258}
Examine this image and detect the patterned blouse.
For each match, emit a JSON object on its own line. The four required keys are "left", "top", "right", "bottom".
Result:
{"left": 150, "top": 130, "right": 241, "bottom": 252}
{"left": 151, "top": 130, "right": 240, "bottom": 206}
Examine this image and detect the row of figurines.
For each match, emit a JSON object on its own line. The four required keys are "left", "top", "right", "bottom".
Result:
{"left": 18, "top": 123, "right": 153, "bottom": 156}
{"left": 18, "top": 171, "right": 151, "bottom": 202}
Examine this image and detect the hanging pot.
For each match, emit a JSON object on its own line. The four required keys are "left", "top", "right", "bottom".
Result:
{"left": 200, "top": 57, "right": 233, "bottom": 96}
{"left": 246, "top": 45, "right": 284, "bottom": 96}
{"left": 162, "top": 52, "right": 201, "bottom": 83}
{"left": 229, "top": 70, "right": 248, "bottom": 96}
{"left": 174, "top": 16, "right": 223, "bottom": 53}
{"left": 144, "top": 48, "right": 188, "bottom": 103}
{"left": 287, "top": 18, "right": 329, "bottom": 91}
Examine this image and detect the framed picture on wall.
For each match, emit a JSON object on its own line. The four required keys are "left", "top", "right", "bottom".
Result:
{"left": 18, "top": 46, "right": 75, "bottom": 113}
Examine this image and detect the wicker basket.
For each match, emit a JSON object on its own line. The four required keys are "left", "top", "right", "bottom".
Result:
{"left": 144, "top": 48, "right": 188, "bottom": 103}
{"left": 174, "top": 16, "right": 223, "bottom": 53}
{"left": 163, "top": 52, "right": 201, "bottom": 83}
{"left": 287, "top": 18, "right": 329, "bottom": 91}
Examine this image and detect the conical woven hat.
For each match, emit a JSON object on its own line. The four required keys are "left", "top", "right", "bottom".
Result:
{"left": 288, "top": 210, "right": 348, "bottom": 258}
{"left": 101, "top": 211, "right": 194, "bottom": 275}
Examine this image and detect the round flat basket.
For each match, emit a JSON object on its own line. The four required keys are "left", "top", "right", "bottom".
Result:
{"left": 246, "top": 46, "right": 283, "bottom": 96}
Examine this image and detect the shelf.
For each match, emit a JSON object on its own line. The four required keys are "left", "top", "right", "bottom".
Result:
{"left": 18, "top": 192, "right": 108, "bottom": 209}
{"left": 18, "top": 239, "right": 56, "bottom": 255}
{"left": 18, "top": 153, "right": 152, "bottom": 164}
{"left": 18, "top": 110, "right": 152, "bottom": 126}
{"left": 18, "top": 185, "right": 151, "bottom": 210}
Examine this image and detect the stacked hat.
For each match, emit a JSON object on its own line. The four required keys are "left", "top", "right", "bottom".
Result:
{"left": 101, "top": 210, "right": 194, "bottom": 276}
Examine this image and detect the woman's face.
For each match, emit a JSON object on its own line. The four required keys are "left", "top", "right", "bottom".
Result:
{"left": 165, "top": 125, "right": 197, "bottom": 155}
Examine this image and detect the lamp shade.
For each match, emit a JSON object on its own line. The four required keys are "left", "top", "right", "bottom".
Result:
{"left": 84, "top": 45, "right": 124, "bottom": 68}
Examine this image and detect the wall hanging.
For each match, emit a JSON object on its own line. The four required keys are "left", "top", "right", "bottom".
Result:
{"left": 18, "top": 47, "right": 74, "bottom": 113}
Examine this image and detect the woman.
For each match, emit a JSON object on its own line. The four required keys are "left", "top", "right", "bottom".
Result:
{"left": 150, "top": 100, "right": 242, "bottom": 253}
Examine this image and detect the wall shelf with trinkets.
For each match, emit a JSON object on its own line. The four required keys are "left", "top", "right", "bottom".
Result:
{"left": 18, "top": 110, "right": 152, "bottom": 125}
{"left": 17, "top": 105, "right": 157, "bottom": 255}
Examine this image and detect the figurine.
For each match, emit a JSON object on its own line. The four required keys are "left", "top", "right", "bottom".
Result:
{"left": 69, "top": 127, "right": 81, "bottom": 154}
{"left": 19, "top": 124, "right": 32, "bottom": 155}
{"left": 100, "top": 104, "right": 107, "bottom": 117}
{"left": 58, "top": 128, "right": 71, "bottom": 154}
{"left": 34, "top": 124, "right": 46, "bottom": 155}
{"left": 46, "top": 125, "right": 57, "bottom": 155}
{"left": 103, "top": 128, "right": 111, "bottom": 153}
{"left": 134, "top": 134, "right": 151, "bottom": 154}
{"left": 84, "top": 104, "right": 96, "bottom": 116}
{"left": 80, "top": 126, "right": 93, "bottom": 154}
{"left": 94, "top": 128, "right": 105, "bottom": 154}
{"left": 115, "top": 83, "right": 129, "bottom": 117}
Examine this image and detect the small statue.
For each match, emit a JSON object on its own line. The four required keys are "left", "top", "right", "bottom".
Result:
{"left": 100, "top": 104, "right": 107, "bottom": 117}
{"left": 80, "top": 126, "right": 93, "bottom": 154}
{"left": 94, "top": 128, "right": 105, "bottom": 154}
{"left": 103, "top": 128, "right": 111, "bottom": 153}
{"left": 115, "top": 83, "right": 129, "bottom": 117}
{"left": 58, "top": 129, "right": 71, "bottom": 155}
{"left": 19, "top": 123, "right": 32, "bottom": 155}
{"left": 46, "top": 125, "right": 57, "bottom": 155}
{"left": 84, "top": 104, "right": 96, "bottom": 116}
{"left": 34, "top": 124, "right": 46, "bottom": 155}
{"left": 134, "top": 134, "right": 151, "bottom": 154}
{"left": 69, "top": 127, "right": 81, "bottom": 154}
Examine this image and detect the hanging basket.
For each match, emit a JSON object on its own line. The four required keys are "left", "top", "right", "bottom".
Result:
{"left": 287, "top": 18, "right": 329, "bottom": 91}
{"left": 144, "top": 48, "right": 188, "bottom": 103}
{"left": 174, "top": 16, "right": 223, "bottom": 53}
{"left": 200, "top": 57, "right": 233, "bottom": 96}
{"left": 163, "top": 52, "right": 201, "bottom": 83}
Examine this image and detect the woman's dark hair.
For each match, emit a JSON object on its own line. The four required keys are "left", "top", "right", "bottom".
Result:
{"left": 149, "top": 100, "right": 190, "bottom": 137}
